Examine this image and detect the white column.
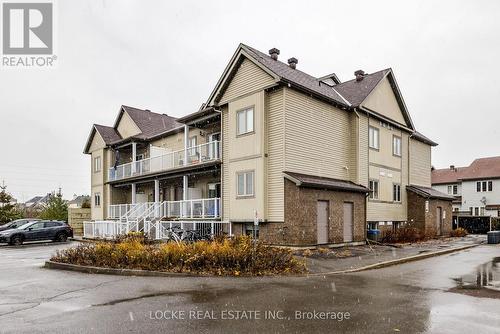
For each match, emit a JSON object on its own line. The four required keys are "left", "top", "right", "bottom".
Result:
{"left": 154, "top": 179, "right": 160, "bottom": 203}
{"left": 183, "top": 175, "right": 188, "bottom": 217}
{"left": 183, "top": 124, "right": 189, "bottom": 166}
{"left": 131, "top": 142, "right": 137, "bottom": 173}
{"left": 131, "top": 183, "right": 137, "bottom": 204}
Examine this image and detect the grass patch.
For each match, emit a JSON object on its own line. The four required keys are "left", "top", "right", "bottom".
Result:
{"left": 51, "top": 234, "right": 306, "bottom": 276}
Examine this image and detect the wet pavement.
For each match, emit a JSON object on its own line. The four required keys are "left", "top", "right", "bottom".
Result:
{"left": 0, "top": 241, "right": 500, "bottom": 333}
{"left": 301, "top": 235, "right": 486, "bottom": 273}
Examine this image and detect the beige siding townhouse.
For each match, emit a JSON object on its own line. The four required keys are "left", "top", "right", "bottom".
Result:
{"left": 84, "top": 43, "right": 453, "bottom": 245}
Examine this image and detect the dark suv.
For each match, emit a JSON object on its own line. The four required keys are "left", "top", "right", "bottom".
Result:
{"left": 0, "top": 220, "right": 73, "bottom": 246}
{"left": 0, "top": 219, "right": 41, "bottom": 232}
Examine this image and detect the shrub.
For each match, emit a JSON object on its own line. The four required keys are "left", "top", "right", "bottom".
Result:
{"left": 51, "top": 235, "right": 306, "bottom": 276}
{"left": 450, "top": 227, "right": 468, "bottom": 237}
{"left": 381, "top": 227, "right": 422, "bottom": 243}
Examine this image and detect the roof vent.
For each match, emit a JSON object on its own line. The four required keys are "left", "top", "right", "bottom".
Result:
{"left": 268, "top": 48, "right": 280, "bottom": 60}
{"left": 288, "top": 57, "right": 298, "bottom": 69}
{"left": 354, "top": 70, "right": 365, "bottom": 81}
{"left": 145, "top": 109, "right": 151, "bottom": 112}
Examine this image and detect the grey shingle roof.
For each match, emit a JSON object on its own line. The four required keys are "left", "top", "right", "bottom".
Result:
{"left": 121, "top": 106, "right": 182, "bottom": 139}
{"left": 94, "top": 124, "right": 122, "bottom": 145}
{"left": 407, "top": 185, "right": 455, "bottom": 201}
{"left": 284, "top": 171, "right": 369, "bottom": 193}
{"left": 240, "top": 44, "right": 348, "bottom": 106}
{"left": 333, "top": 69, "right": 389, "bottom": 107}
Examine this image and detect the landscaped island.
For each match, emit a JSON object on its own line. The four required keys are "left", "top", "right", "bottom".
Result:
{"left": 51, "top": 234, "right": 307, "bottom": 276}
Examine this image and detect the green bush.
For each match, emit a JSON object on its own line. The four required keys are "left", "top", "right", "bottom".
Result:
{"left": 450, "top": 227, "right": 468, "bottom": 237}
{"left": 51, "top": 235, "right": 306, "bottom": 276}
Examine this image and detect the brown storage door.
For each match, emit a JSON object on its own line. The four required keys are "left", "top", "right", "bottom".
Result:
{"left": 343, "top": 202, "right": 354, "bottom": 242}
{"left": 317, "top": 201, "right": 329, "bottom": 244}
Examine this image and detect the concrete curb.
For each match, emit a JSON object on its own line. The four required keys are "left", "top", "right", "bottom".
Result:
{"left": 44, "top": 261, "right": 208, "bottom": 277}
{"left": 307, "top": 243, "right": 482, "bottom": 276}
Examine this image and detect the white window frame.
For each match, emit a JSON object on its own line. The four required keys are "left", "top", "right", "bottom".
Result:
{"left": 93, "top": 156, "right": 101, "bottom": 173}
{"left": 94, "top": 193, "right": 101, "bottom": 207}
{"left": 453, "top": 185, "right": 458, "bottom": 195}
{"left": 369, "top": 126, "right": 380, "bottom": 150}
{"left": 236, "top": 171, "right": 255, "bottom": 197}
{"left": 488, "top": 181, "right": 493, "bottom": 192}
{"left": 477, "top": 181, "right": 481, "bottom": 192}
{"left": 447, "top": 185, "right": 452, "bottom": 194}
{"left": 369, "top": 179, "right": 379, "bottom": 199}
{"left": 393, "top": 183, "right": 401, "bottom": 202}
{"left": 482, "top": 181, "right": 487, "bottom": 192}
{"left": 392, "top": 135, "right": 401, "bottom": 157}
{"left": 236, "top": 107, "right": 254, "bottom": 136}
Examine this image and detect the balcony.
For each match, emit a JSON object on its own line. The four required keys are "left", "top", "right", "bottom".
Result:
{"left": 108, "top": 141, "right": 220, "bottom": 182}
{"left": 108, "top": 198, "right": 221, "bottom": 220}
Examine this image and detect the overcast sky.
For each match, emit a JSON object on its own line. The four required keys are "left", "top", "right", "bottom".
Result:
{"left": 1, "top": 0, "right": 500, "bottom": 201}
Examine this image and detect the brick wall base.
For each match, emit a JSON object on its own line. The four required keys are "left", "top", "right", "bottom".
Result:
{"left": 407, "top": 191, "right": 452, "bottom": 237}
{"left": 252, "top": 179, "right": 367, "bottom": 246}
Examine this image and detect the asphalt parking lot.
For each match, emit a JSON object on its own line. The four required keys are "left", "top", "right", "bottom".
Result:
{"left": 0, "top": 241, "right": 499, "bottom": 333}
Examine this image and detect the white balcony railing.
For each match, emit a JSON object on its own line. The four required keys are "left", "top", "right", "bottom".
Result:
{"left": 107, "top": 198, "right": 221, "bottom": 221}
{"left": 108, "top": 141, "right": 220, "bottom": 182}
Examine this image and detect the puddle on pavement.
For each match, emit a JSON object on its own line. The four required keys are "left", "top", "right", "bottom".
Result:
{"left": 450, "top": 257, "right": 500, "bottom": 299}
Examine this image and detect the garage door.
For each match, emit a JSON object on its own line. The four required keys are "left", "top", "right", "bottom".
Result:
{"left": 317, "top": 201, "right": 329, "bottom": 244}
{"left": 343, "top": 202, "right": 353, "bottom": 243}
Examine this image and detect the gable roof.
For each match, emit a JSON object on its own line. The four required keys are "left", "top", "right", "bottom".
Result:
{"left": 407, "top": 185, "right": 455, "bottom": 201}
{"left": 85, "top": 106, "right": 182, "bottom": 154}
{"left": 432, "top": 156, "right": 500, "bottom": 184}
{"left": 119, "top": 105, "right": 182, "bottom": 139}
{"left": 207, "top": 43, "right": 349, "bottom": 107}
{"left": 206, "top": 44, "right": 432, "bottom": 145}
{"left": 459, "top": 156, "right": 500, "bottom": 181}
{"left": 334, "top": 69, "right": 415, "bottom": 130}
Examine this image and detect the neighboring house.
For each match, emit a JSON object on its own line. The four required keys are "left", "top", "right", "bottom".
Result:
{"left": 24, "top": 193, "right": 52, "bottom": 209}
{"left": 67, "top": 195, "right": 90, "bottom": 208}
{"left": 432, "top": 156, "right": 500, "bottom": 217}
{"left": 84, "top": 43, "right": 452, "bottom": 245}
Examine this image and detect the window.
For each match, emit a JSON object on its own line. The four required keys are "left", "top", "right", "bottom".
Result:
{"left": 44, "top": 221, "right": 61, "bottom": 228}
{"left": 453, "top": 185, "right": 458, "bottom": 195}
{"left": 474, "top": 207, "right": 479, "bottom": 216}
{"left": 447, "top": 185, "right": 452, "bottom": 194}
{"left": 369, "top": 180, "right": 379, "bottom": 199}
{"left": 94, "top": 193, "right": 101, "bottom": 207}
{"left": 236, "top": 171, "right": 254, "bottom": 197}
{"left": 136, "top": 154, "right": 144, "bottom": 161}
{"left": 393, "top": 184, "right": 401, "bottom": 202}
{"left": 236, "top": 107, "right": 254, "bottom": 135}
{"left": 393, "top": 136, "right": 401, "bottom": 156}
{"left": 488, "top": 181, "right": 493, "bottom": 192}
{"left": 477, "top": 182, "right": 481, "bottom": 192}
{"left": 369, "top": 126, "right": 379, "bottom": 149}
{"left": 470, "top": 207, "right": 473, "bottom": 215}
{"left": 93, "top": 156, "right": 101, "bottom": 173}
{"left": 188, "top": 136, "right": 198, "bottom": 156}
{"left": 368, "top": 222, "right": 378, "bottom": 230}
{"left": 480, "top": 207, "right": 485, "bottom": 216}
{"left": 27, "top": 222, "right": 44, "bottom": 230}
{"left": 245, "top": 223, "right": 259, "bottom": 238}
{"left": 482, "top": 181, "right": 487, "bottom": 192}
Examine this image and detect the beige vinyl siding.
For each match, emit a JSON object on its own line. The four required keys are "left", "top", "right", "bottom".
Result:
{"left": 362, "top": 77, "right": 407, "bottom": 126}
{"left": 348, "top": 113, "right": 359, "bottom": 183}
{"left": 221, "top": 106, "right": 230, "bottom": 221}
{"left": 401, "top": 132, "right": 409, "bottom": 218}
{"left": 219, "top": 58, "right": 276, "bottom": 104}
{"left": 89, "top": 132, "right": 107, "bottom": 220}
{"left": 358, "top": 114, "right": 369, "bottom": 186}
{"left": 117, "top": 111, "right": 141, "bottom": 139}
{"left": 283, "top": 88, "right": 350, "bottom": 180}
{"left": 367, "top": 202, "right": 406, "bottom": 222}
{"left": 409, "top": 138, "right": 432, "bottom": 187}
{"left": 266, "top": 88, "right": 285, "bottom": 221}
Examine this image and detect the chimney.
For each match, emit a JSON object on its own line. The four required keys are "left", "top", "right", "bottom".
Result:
{"left": 355, "top": 70, "right": 365, "bottom": 81}
{"left": 288, "top": 57, "right": 298, "bottom": 69}
{"left": 450, "top": 165, "right": 455, "bottom": 171}
{"left": 268, "top": 48, "right": 280, "bottom": 60}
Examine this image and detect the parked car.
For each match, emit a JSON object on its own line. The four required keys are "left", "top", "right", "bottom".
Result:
{"left": 0, "top": 220, "right": 73, "bottom": 246}
{"left": 0, "top": 218, "right": 41, "bottom": 232}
